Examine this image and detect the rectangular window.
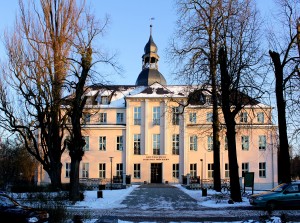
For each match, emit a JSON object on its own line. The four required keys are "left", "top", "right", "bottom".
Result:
{"left": 101, "top": 96, "right": 109, "bottom": 105}
{"left": 99, "top": 136, "right": 106, "bottom": 151}
{"left": 190, "top": 163, "right": 197, "bottom": 177}
{"left": 153, "top": 134, "right": 160, "bottom": 155}
{"left": 172, "top": 134, "right": 179, "bottom": 155}
{"left": 206, "top": 96, "right": 212, "bottom": 105}
{"left": 99, "top": 113, "right": 107, "bottom": 124}
{"left": 153, "top": 107, "right": 160, "bottom": 125}
{"left": 241, "top": 136, "right": 249, "bottom": 150}
{"left": 83, "top": 136, "right": 89, "bottom": 151}
{"left": 134, "top": 164, "right": 141, "bottom": 179}
{"left": 225, "top": 136, "right": 228, "bottom": 150}
{"left": 208, "top": 163, "right": 214, "bottom": 178}
{"left": 242, "top": 162, "right": 249, "bottom": 177}
{"left": 134, "top": 134, "right": 141, "bottom": 155}
{"left": 172, "top": 164, "right": 179, "bottom": 179}
{"left": 83, "top": 113, "right": 91, "bottom": 124}
{"left": 134, "top": 107, "right": 141, "bottom": 125}
{"left": 189, "top": 113, "right": 197, "bottom": 124}
{"left": 225, "top": 163, "right": 229, "bottom": 178}
{"left": 82, "top": 163, "right": 89, "bottom": 178}
{"left": 189, "top": 135, "right": 198, "bottom": 151}
{"left": 207, "top": 136, "right": 213, "bottom": 151}
{"left": 99, "top": 163, "right": 106, "bottom": 179}
{"left": 117, "top": 136, "right": 123, "bottom": 151}
{"left": 206, "top": 112, "right": 213, "bottom": 122}
{"left": 240, "top": 112, "right": 248, "bottom": 123}
{"left": 257, "top": 112, "right": 264, "bottom": 123}
{"left": 172, "top": 107, "right": 180, "bottom": 125}
{"left": 116, "top": 113, "right": 124, "bottom": 124}
{"left": 259, "top": 135, "right": 266, "bottom": 150}
{"left": 116, "top": 163, "right": 123, "bottom": 177}
{"left": 66, "top": 163, "right": 71, "bottom": 178}
{"left": 259, "top": 162, "right": 266, "bottom": 178}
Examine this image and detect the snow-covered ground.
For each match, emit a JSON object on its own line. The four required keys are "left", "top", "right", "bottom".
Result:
{"left": 69, "top": 184, "right": 286, "bottom": 223}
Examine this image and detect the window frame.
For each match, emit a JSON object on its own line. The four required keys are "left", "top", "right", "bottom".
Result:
{"left": 99, "top": 113, "right": 107, "bottom": 124}
{"left": 224, "top": 163, "right": 229, "bottom": 178}
{"left": 208, "top": 163, "right": 214, "bottom": 178}
{"left": 134, "top": 134, "right": 141, "bottom": 155}
{"left": 116, "top": 163, "right": 123, "bottom": 177}
{"left": 240, "top": 112, "right": 248, "bottom": 123}
{"left": 116, "top": 113, "right": 124, "bottom": 124}
{"left": 257, "top": 112, "right": 265, "bottom": 123}
{"left": 99, "top": 163, "right": 106, "bottom": 179}
{"left": 190, "top": 163, "right": 197, "bottom": 177}
{"left": 259, "top": 162, "right": 266, "bottom": 178}
{"left": 206, "top": 112, "right": 213, "bottom": 122}
{"left": 259, "top": 135, "right": 266, "bottom": 150}
{"left": 134, "top": 107, "right": 141, "bottom": 125}
{"left": 83, "top": 136, "right": 89, "bottom": 151}
{"left": 189, "top": 112, "right": 197, "bottom": 124}
{"left": 152, "top": 106, "right": 161, "bottom": 125}
{"left": 66, "top": 162, "right": 71, "bottom": 178}
{"left": 82, "top": 163, "right": 89, "bottom": 178}
{"left": 172, "top": 163, "right": 179, "bottom": 179}
{"left": 172, "top": 107, "right": 180, "bottom": 125}
{"left": 189, "top": 135, "right": 198, "bottom": 151}
{"left": 99, "top": 136, "right": 106, "bottom": 151}
{"left": 172, "top": 134, "right": 179, "bottom": 155}
{"left": 207, "top": 136, "right": 213, "bottom": 151}
{"left": 241, "top": 135, "right": 249, "bottom": 150}
{"left": 242, "top": 162, "right": 249, "bottom": 177}
{"left": 116, "top": 136, "right": 123, "bottom": 151}
{"left": 134, "top": 164, "right": 141, "bottom": 179}
{"left": 152, "top": 134, "right": 160, "bottom": 155}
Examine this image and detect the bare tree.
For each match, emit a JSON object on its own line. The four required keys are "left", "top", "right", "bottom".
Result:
{"left": 64, "top": 11, "right": 119, "bottom": 201}
{"left": 217, "top": 0, "right": 264, "bottom": 202}
{"left": 170, "top": 0, "right": 223, "bottom": 192}
{"left": 0, "top": 0, "right": 92, "bottom": 189}
{"left": 268, "top": 0, "right": 300, "bottom": 183}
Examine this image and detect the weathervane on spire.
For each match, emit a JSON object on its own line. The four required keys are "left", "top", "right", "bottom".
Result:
{"left": 150, "top": 17, "right": 155, "bottom": 35}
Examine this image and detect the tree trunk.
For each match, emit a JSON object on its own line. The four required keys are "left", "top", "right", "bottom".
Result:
{"left": 212, "top": 70, "right": 221, "bottom": 192}
{"left": 219, "top": 47, "right": 242, "bottom": 202}
{"left": 269, "top": 50, "right": 291, "bottom": 183}
{"left": 69, "top": 157, "right": 81, "bottom": 201}
{"left": 210, "top": 36, "right": 221, "bottom": 192}
{"left": 226, "top": 122, "right": 242, "bottom": 202}
{"left": 68, "top": 47, "right": 92, "bottom": 201}
{"left": 47, "top": 162, "right": 62, "bottom": 190}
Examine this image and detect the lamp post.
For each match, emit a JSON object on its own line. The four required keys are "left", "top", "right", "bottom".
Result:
{"left": 200, "top": 159, "right": 203, "bottom": 189}
{"left": 109, "top": 157, "right": 113, "bottom": 190}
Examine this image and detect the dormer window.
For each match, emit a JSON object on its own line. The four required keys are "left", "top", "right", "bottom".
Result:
{"left": 101, "top": 96, "right": 109, "bottom": 105}
{"left": 83, "top": 113, "right": 91, "bottom": 124}
{"left": 205, "top": 96, "right": 212, "bottom": 105}
{"left": 240, "top": 112, "right": 248, "bottom": 123}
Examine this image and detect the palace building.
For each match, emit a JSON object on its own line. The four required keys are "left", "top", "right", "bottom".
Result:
{"left": 39, "top": 25, "right": 278, "bottom": 190}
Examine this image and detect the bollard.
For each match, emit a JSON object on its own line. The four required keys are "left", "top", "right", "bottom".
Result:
{"left": 97, "top": 190, "right": 103, "bottom": 198}
{"left": 73, "top": 215, "right": 83, "bottom": 223}
{"left": 202, "top": 188, "right": 207, "bottom": 196}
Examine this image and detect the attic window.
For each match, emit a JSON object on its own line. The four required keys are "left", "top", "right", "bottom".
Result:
{"left": 100, "top": 96, "right": 109, "bottom": 105}
{"left": 205, "top": 96, "right": 212, "bottom": 105}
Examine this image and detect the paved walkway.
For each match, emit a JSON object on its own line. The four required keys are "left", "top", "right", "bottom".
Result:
{"left": 93, "top": 184, "right": 300, "bottom": 222}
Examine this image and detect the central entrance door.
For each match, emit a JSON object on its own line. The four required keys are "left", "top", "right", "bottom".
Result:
{"left": 151, "top": 163, "right": 162, "bottom": 183}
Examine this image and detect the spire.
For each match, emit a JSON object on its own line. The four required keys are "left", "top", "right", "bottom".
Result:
{"left": 135, "top": 21, "right": 167, "bottom": 86}
{"left": 150, "top": 17, "right": 154, "bottom": 36}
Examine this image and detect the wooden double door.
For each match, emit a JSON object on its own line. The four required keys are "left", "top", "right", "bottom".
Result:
{"left": 151, "top": 163, "right": 162, "bottom": 183}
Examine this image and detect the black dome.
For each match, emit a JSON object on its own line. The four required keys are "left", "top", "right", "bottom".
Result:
{"left": 135, "top": 68, "right": 166, "bottom": 86}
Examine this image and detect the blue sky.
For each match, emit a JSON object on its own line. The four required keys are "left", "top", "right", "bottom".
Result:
{"left": 0, "top": 0, "right": 275, "bottom": 85}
